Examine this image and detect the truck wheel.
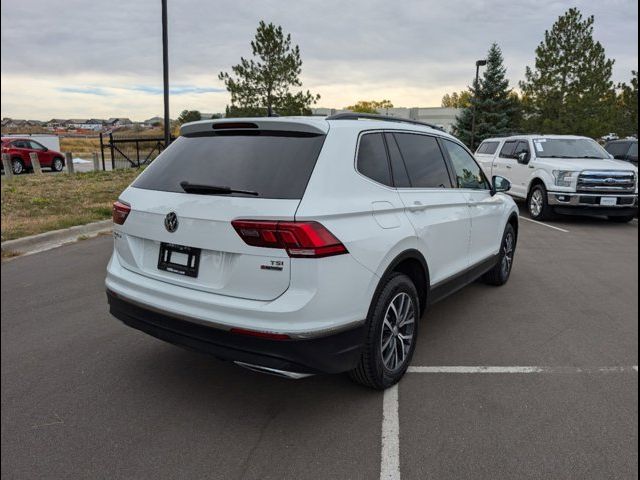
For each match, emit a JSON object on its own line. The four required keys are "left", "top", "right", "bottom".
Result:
{"left": 528, "top": 184, "right": 553, "bottom": 220}
{"left": 483, "top": 223, "right": 517, "bottom": 286}
{"left": 51, "top": 157, "right": 64, "bottom": 172}
{"left": 349, "top": 273, "right": 419, "bottom": 390}
{"left": 607, "top": 215, "right": 635, "bottom": 223}
{"left": 11, "top": 158, "right": 25, "bottom": 175}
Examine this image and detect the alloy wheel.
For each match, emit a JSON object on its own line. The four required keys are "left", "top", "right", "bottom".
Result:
{"left": 12, "top": 160, "right": 23, "bottom": 175}
{"left": 501, "top": 232, "right": 515, "bottom": 277}
{"left": 380, "top": 292, "right": 415, "bottom": 371}
{"left": 530, "top": 190, "right": 543, "bottom": 217}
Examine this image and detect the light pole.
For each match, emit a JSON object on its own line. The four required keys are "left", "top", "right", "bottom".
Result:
{"left": 161, "top": 0, "right": 170, "bottom": 147}
{"left": 470, "top": 59, "right": 487, "bottom": 151}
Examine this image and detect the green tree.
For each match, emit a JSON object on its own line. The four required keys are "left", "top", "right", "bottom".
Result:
{"left": 177, "top": 110, "right": 202, "bottom": 124}
{"left": 219, "top": 21, "right": 320, "bottom": 117}
{"left": 614, "top": 71, "right": 638, "bottom": 137}
{"left": 344, "top": 100, "right": 394, "bottom": 114}
{"left": 453, "top": 43, "right": 521, "bottom": 148}
{"left": 441, "top": 91, "right": 472, "bottom": 108}
{"left": 519, "top": 8, "right": 615, "bottom": 138}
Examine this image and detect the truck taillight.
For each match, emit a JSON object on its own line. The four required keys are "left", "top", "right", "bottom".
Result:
{"left": 231, "top": 220, "right": 348, "bottom": 258}
{"left": 112, "top": 201, "right": 131, "bottom": 225}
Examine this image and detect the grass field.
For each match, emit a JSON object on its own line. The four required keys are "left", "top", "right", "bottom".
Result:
{"left": 1, "top": 169, "right": 141, "bottom": 243}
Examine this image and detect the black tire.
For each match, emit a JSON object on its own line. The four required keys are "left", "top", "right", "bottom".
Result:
{"left": 607, "top": 215, "right": 635, "bottom": 223}
{"left": 51, "top": 157, "right": 65, "bottom": 172}
{"left": 528, "top": 184, "right": 554, "bottom": 221}
{"left": 483, "top": 223, "right": 517, "bottom": 286}
{"left": 349, "top": 273, "right": 419, "bottom": 389}
{"left": 11, "top": 158, "right": 25, "bottom": 175}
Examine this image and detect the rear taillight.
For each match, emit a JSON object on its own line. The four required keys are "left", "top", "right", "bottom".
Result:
{"left": 231, "top": 220, "right": 348, "bottom": 258}
{"left": 112, "top": 201, "right": 131, "bottom": 225}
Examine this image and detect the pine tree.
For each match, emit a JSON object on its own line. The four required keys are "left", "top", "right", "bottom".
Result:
{"left": 219, "top": 21, "right": 319, "bottom": 117}
{"left": 453, "top": 43, "right": 520, "bottom": 148}
{"left": 614, "top": 71, "right": 638, "bottom": 137}
{"left": 519, "top": 8, "right": 615, "bottom": 137}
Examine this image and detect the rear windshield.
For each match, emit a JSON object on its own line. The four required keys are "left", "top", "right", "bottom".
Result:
{"left": 133, "top": 131, "right": 326, "bottom": 199}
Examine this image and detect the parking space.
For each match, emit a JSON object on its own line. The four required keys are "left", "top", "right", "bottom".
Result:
{"left": 1, "top": 214, "right": 637, "bottom": 479}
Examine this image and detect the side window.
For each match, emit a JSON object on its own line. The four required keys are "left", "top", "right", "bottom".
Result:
{"left": 499, "top": 141, "right": 517, "bottom": 159}
{"left": 384, "top": 133, "right": 411, "bottom": 187}
{"left": 442, "top": 140, "right": 490, "bottom": 190}
{"left": 628, "top": 142, "right": 638, "bottom": 160}
{"left": 357, "top": 133, "right": 392, "bottom": 186}
{"left": 29, "top": 140, "right": 45, "bottom": 150}
{"left": 477, "top": 141, "right": 499, "bottom": 155}
{"left": 393, "top": 133, "right": 452, "bottom": 188}
{"left": 514, "top": 141, "right": 529, "bottom": 156}
{"left": 606, "top": 142, "right": 631, "bottom": 159}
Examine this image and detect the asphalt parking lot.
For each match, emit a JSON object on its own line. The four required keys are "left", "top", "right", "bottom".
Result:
{"left": 1, "top": 211, "right": 637, "bottom": 479}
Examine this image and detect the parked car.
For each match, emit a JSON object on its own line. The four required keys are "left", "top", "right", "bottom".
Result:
{"left": 604, "top": 139, "right": 638, "bottom": 166}
{"left": 601, "top": 132, "right": 619, "bottom": 142}
{"left": 1, "top": 137, "right": 65, "bottom": 174}
{"left": 106, "top": 114, "right": 519, "bottom": 389}
{"left": 475, "top": 135, "right": 638, "bottom": 223}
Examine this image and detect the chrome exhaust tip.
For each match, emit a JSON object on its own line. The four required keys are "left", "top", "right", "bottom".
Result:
{"left": 234, "top": 361, "right": 314, "bottom": 379}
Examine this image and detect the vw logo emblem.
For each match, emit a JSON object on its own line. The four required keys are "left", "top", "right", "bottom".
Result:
{"left": 164, "top": 212, "right": 179, "bottom": 233}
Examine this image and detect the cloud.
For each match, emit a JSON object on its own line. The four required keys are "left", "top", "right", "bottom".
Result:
{"left": 1, "top": 0, "right": 638, "bottom": 118}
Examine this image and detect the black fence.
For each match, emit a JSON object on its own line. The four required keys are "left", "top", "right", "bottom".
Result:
{"left": 100, "top": 133, "right": 175, "bottom": 169}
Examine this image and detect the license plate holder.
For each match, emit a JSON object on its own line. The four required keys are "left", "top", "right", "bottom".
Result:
{"left": 158, "top": 242, "right": 201, "bottom": 278}
{"left": 600, "top": 196, "right": 618, "bottom": 206}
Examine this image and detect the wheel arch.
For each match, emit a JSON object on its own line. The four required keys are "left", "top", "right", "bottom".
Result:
{"left": 370, "top": 249, "right": 430, "bottom": 317}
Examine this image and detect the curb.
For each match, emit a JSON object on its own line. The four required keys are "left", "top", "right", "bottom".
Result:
{"left": 1, "top": 220, "right": 113, "bottom": 258}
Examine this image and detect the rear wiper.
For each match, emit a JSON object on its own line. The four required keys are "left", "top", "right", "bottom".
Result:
{"left": 180, "top": 181, "right": 259, "bottom": 196}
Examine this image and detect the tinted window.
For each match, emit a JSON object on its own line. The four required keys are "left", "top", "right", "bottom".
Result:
{"left": 133, "top": 132, "right": 325, "bottom": 199}
{"left": 384, "top": 133, "right": 411, "bottom": 187}
{"left": 443, "top": 140, "right": 490, "bottom": 190}
{"left": 477, "top": 141, "right": 499, "bottom": 155}
{"left": 357, "top": 133, "right": 391, "bottom": 186}
{"left": 605, "top": 141, "right": 632, "bottom": 158}
{"left": 12, "top": 140, "right": 29, "bottom": 148}
{"left": 499, "top": 141, "right": 517, "bottom": 158}
{"left": 628, "top": 142, "right": 638, "bottom": 160}
{"left": 393, "top": 133, "right": 452, "bottom": 188}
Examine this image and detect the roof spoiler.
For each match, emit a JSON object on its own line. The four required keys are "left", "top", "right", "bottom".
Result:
{"left": 180, "top": 118, "right": 328, "bottom": 136}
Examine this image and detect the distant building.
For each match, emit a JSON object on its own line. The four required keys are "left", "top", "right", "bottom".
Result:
{"left": 311, "top": 107, "right": 461, "bottom": 133}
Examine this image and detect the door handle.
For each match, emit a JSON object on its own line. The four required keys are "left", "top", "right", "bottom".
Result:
{"left": 506, "top": 165, "right": 512, "bottom": 169}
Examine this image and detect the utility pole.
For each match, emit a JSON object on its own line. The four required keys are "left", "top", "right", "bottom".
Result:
{"left": 470, "top": 59, "right": 487, "bottom": 150}
{"left": 161, "top": 0, "right": 170, "bottom": 147}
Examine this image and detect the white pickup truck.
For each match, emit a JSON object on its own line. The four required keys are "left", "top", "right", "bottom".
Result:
{"left": 475, "top": 135, "right": 638, "bottom": 223}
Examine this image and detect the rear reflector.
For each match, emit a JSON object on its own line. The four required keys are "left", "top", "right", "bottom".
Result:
{"left": 230, "top": 328, "right": 291, "bottom": 340}
{"left": 231, "top": 220, "right": 348, "bottom": 258}
{"left": 112, "top": 200, "right": 131, "bottom": 225}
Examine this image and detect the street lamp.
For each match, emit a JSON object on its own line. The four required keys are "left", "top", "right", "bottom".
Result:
{"left": 470, "top": 59, "right": 487, "bottom": 151}
{"left": 161, "top": 0, "right": 170, "bottom": 147}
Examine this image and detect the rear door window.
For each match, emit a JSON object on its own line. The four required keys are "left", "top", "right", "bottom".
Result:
{"left": 393, "top": 133, "right": 452, "bottom": 188}
{"left": 357, "top": 133, "right": 392, "bottom": 186}
{"left": 499, "top": 141, "right": 517, "bottom": 158}
{"left": 477, "top": 141, "right": 500, "bottom": 155}
{"left": 384, "top": 133, "right": 411, "bottom": 188}
{"left": 133, "top": 132, "right": 326, "bottom": 199}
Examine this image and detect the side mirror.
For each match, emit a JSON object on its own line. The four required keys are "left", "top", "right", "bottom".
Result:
{"left": 491, "top": 176, "right": 511, "bottom": 196}
{"left": 517, "top": 151, "right": 530, "bottom": 164}
{"left": 42, "top": 147, "right": 49, "bottom": 152}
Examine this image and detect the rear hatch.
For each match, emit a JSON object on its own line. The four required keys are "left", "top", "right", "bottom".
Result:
{"left": 114, "top": 119, "right": 328, "bottom": 301}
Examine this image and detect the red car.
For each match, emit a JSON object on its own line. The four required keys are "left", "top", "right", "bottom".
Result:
{"left": 1, "top": 137, "right": 65, "bottom": 174}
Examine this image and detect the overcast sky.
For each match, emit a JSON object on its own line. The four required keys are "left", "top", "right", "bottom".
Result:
{"left": 1, "top": 0, "right": 637, "bottom": 120}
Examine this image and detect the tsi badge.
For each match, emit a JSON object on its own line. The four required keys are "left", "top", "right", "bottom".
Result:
{"left": 261, "top": 260, "right": 284, "bottom": 271}
{"left": 164, "top": 212, "right": 179, "bottom": 233}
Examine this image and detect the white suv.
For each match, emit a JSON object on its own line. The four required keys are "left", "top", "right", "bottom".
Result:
{"left": 106, "top": 114, "right": 519, "bottom": 389}
{"left": 476, "top": 135, "right": 638, "bottom": 222}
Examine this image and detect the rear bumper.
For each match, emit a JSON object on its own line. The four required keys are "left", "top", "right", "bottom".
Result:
{"left": 107, "top": 290, "right": 366, "bottom": 374}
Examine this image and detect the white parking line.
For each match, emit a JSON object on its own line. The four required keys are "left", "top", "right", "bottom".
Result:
{"left": 407, "top": 365, "right": 638, "bottom": 374}
{"left": 380, "top": 365, "right": 638, "bottom": 479}
{"left": 380, "top": 384, "right": 400, "bottom": 480}
{"left": 519, "top": 216, "right": 570, "bottom": 233}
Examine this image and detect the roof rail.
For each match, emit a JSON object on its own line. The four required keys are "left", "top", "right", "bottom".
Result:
{"left": 325, "top": 112, "right": 443, "bottom": 131}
